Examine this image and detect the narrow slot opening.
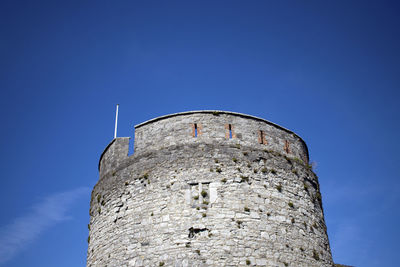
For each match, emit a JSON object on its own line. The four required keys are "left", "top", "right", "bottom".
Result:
{"left": 228, "top": 124, "right": 232, "bottom": 139}
{"left": 260, "top": 130, "right": 264, "bottom": 144}
{"left": 194, "top": 123, "right": 198, "bottom": 137}
{"left": 284, "top": 140, "right": 290, "bottom": 153}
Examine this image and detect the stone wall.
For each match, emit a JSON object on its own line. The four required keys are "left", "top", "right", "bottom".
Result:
{"left": 88, "top": 111, "right": 333, "bottom": 267}
{"left": 98, "top": 137, "right": 130, "bottom": 178}
{"left": 133, "top": 111, "right": 308, "bottom": 164}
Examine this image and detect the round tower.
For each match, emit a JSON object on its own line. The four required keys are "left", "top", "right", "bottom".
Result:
{"left": 87, "top": 111, "right": 333, "bottom": 267}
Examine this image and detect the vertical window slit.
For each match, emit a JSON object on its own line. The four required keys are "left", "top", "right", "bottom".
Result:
{"left": 194, "top": 123, "right": 198, "bottom": 137}
{"left": 258, "top": 130, "right": 267, "bottom": 144}
{"left": 284, "top": 140, "right": 290, "bottom": 153}
{"left": 229, "top": 124, "right": 232, "bottom": 139}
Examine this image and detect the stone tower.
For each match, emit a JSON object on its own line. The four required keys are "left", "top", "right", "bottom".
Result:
{"left": 87, "top": 111, "right": 334, "bottom": 267}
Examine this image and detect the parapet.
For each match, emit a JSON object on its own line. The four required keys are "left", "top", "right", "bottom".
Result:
{"left": 99, "top": 110, "right": 309, "bottom": 176}
{"left": 135, "top": 110, "right": 308, "bottom": 159}
{"left": 98, "top": 137, "right": 129, "bottom": 177}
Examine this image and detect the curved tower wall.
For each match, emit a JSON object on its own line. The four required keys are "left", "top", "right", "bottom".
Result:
{"left": 133, "top": 111, "right": 308, "bottom": 163}
{"left": 88, "top": 111, "right": 333, "bottom": 267}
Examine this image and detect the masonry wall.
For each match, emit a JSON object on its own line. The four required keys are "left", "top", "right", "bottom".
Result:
{"left": 133, "top": 111, "right": 308, "bottom": 164}
{"left": 88, "top": 111, "right": 333, "bottom": 267}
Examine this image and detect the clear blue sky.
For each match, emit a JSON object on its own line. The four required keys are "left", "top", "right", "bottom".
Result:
{"left": 1, "top": 1, "right": 399, "bottom": 266}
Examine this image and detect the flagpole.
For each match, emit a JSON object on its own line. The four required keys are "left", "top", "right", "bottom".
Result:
{"left": 114, "top": 104, "right": 119, "bottom": 139}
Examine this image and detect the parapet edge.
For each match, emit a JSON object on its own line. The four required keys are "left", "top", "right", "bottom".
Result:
{"left": 134, "top": 110, "right": 309, "bottom": 161}
{"left": 98, "top": 137, "right": 130, "bottom": 171}
{"left": 98, "top": 138, "right": 116, "bottom": 171}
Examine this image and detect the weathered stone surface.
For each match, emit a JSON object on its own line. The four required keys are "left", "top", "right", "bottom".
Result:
{"left": 87, "top": 111, "right": 334, "bottom": 267}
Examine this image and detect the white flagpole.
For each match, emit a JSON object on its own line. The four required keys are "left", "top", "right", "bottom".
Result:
{"left": 114, "top": 104, "right": 119, "bottom": 139}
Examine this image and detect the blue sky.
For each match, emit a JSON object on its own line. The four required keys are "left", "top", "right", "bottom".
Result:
{"left": 1, "top": 1, "right": 399, "bottom": 266}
